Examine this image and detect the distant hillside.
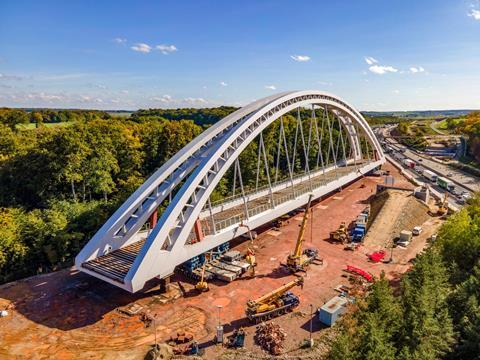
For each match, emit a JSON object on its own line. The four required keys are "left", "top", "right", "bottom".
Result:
{"left": 362, "top": 109, "right": 476, "bottom": 118}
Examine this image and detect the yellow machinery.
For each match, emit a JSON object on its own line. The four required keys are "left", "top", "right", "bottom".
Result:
{"left": 195, "top": 252, "right": 211, "bottom": 292}
{"left": 437, "top": 192, "right": 448, "bottom": 216}
{"left": 245, "top": 247, "right": 256, "bottom": 277}
{"left": 285, "top": 194, "right": 319, "bottom": 272}
{"left": 329, "top": 221, "right": 349, "bottom": 243}
{"left": 246, "top": 277, "right": 304, "bottom": 322}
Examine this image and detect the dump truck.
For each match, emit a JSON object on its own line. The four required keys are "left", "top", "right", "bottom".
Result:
{"left": 246, "top": 277, "right": 303, "bottom": 323}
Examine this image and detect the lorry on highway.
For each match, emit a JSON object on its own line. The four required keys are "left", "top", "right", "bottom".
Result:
{"left": 423, "top": 169, "right": 438, "bottom": 182}
{"left": 403, "top": 159, "right": 416, "bottom": 169}
{"left": 437, "top": 176, "right": 455, "bottom": 191}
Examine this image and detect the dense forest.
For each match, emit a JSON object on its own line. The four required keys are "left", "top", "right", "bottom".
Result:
{"left": 458, "top": 111, "right": 480, "bottom": 163}
{"left": 0, "top": 106, "right": 354, "bottom": 283}
{"left": 131, "top": 106, "right": 238, "bottom": 126}
{"left": 329, "top": 194, "right": 480, "bottom": 360}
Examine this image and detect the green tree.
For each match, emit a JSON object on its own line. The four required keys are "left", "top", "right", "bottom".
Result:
{"left": 399, "top": 251, "right": 454, "bottom": 360}
{"left": 0, "top": 108, "right": 28, "bottom": 130}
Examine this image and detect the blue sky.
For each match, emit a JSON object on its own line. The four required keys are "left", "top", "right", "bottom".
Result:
{"left": 1, "top": 0, "right": 479, "bottom": 111}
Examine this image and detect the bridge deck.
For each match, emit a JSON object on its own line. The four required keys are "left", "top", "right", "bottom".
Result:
{"left": 82, "top": 162, "right": 368, "bottom": 283}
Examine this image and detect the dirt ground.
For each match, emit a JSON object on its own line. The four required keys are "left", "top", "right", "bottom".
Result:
{"left": 0, "top": 161, "right": 444, "bottom": 360}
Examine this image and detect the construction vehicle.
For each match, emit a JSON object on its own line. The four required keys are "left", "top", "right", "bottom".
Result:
{"left": 437, "top": 192, "right": 448, "bottom": 216}
{"left": 246, "top": 277, "right": 304, "bottom": 323}
{"left": 285, "top": 194, "right": 320, "bottom": 272}
{"left": 226, "top": 328, "right": 246, "bottom": 348}
{"left": 245, "top": 247, "right": 256, "bottom": 276}
{"left": 350, "top": 207, "right": 369, "bottom": 243}
{"left": 195, "top": 252, "right": 211, "bottom": 292}
{"left": 329, "top": 222, "right": 349, "bottom": 243}
{"left": 272, "top": 214, "right": 290, "bottom": 228}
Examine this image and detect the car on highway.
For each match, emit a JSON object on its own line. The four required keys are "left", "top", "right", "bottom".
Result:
{"left": 450, "top": 188, "right": 460, "bottom": 196}
{"left": 418, "top": 158, "right": 423, "bottom": 162}
{"left": 447, "top": 173, "right": 453, "bottom": 177}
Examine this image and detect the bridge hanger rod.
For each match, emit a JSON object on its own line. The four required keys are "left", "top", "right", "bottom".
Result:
{"left": 291, "top": 108, "right": 300, "bottom": 176}
{"left": 255, "top": 134, "right": 262, "bottom": 191}
{"left": 315, "top": 105, "right": 326, "bottom": 175}
{"left": 297, "top": 107, "right": 313, "bottom": 191}
{"left": 325, "top": 105, "right": 339, "bottom": 180}
{"left": 280, "top": 116, "right": 295, "bottom": 195}
{"left": 339, "top": 116, "right": 347, "bottom": 165}
{"left": 334, "top": 115, "right": 342, "bottom": 166}
{"left": 259, "top": 132, "right": 275, "bottom": 208}
{"left": 234, "top": 158, "right": 249, "bottom": 221}
{"left": 274, "top": 117, "right": 283, "bottom": 185}
{"left": 206, "top": 196, "right": 217, "bottom": 235}
{"left": 232, "top": 154, "right": 237, "bottom": 196}
{"left": 306, "top": 106, "right": 314, "bottom": 172}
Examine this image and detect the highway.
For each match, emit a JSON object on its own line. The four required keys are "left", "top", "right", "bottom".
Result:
{"left": 373, "top": 125, "right": 479, "bottom": 207}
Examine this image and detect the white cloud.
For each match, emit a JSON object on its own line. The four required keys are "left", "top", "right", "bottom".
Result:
{"left": 290, "top": 55, "right": 311, "bottom": 62}
{"left": 468, "top": 9, "right": 480, "bottom": 20}
{"left": 393, "top": 89, "right": 400, "bottom": 94}
{"left": 264, "top": 85, "right": 276, "bottom": 90}
{"left": 156, "top": 44, "right": 178, "bottom": 54}
{"left": 151, "top": 94, "right": 174, "bottom": 103}
{"left": 364, "top": 56, "right": 378, "bottom": 65}
{"left": 36, "top": 73, "right": 88, "bottom": 81}
{"left": 220, "top": 81, "right": 228, "bottom": 87}
{"left": 317, "top": 81, "right": 332, "bottom": 86}
{"left": 113, "top": 38, "right": 127, "bottom": 44}
{"left": 0, "top": 73, "right": 23, "bottom": 81}
{"left": 184, "top": 97, "right": 207, "bottom": 104}
{"left": 410, "top": 66, "right": 425, "bottom": 73}
{"left": 368, "top": 65, "right": 398, "bottom": 75}
{"left": 131, "top": 43, "right": 152, "bottom": 53}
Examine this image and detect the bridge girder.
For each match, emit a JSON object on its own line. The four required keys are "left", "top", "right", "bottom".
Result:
{"left": 75, "top": 90, "right": 385, "bottom": 292}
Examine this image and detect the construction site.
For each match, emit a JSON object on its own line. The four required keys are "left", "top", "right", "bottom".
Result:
{"left": 0, "top": 160, "right": 446, "bottom": 359}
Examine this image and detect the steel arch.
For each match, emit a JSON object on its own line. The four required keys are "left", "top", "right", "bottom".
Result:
{"left": 76, "top": 90, "right": 385, "bottom": 292}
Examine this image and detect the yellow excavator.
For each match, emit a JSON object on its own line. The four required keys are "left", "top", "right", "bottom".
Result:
{"left": 245, "top": 277, "right": 304, "bottom": 323}
{"left": 437, "top": 192, "right": 449, "bottom": 216}
{"left": 195, "top": 252, "right": 211, "bottom": 292}
{"left": 285, "top": 194, "right": 320, "bottom": 272}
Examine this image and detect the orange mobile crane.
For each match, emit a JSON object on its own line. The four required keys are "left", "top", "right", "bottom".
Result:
{"left": 245, "top": 277, "right": 304, "bottom": 323}
{"left": 285, "top": 194, "right": 320, "bottom": 272}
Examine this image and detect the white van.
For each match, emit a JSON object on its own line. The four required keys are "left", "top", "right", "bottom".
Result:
{"left": 412, "top": 226, "right": 423, "bottom": 236}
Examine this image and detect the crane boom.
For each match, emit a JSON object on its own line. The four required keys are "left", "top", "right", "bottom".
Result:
{"left": 250, "top": 277, "right": 304, "bottom": 305}
{"left": 292, "top": 194, "right": 313, "bottom": 258}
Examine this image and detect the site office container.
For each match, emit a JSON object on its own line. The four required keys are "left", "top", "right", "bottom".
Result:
{"left": 423, "top": 169, "right": 438, "bottom": 182}
{"left": 319, "top": 296, "right": 348, "bottom": 326}
{"left": 437, "top": 177, "right": 454, "bottom": 191}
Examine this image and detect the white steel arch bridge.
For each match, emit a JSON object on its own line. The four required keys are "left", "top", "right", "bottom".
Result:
{"left": 75, "top": 90, "right": 385, "bottom": 292}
